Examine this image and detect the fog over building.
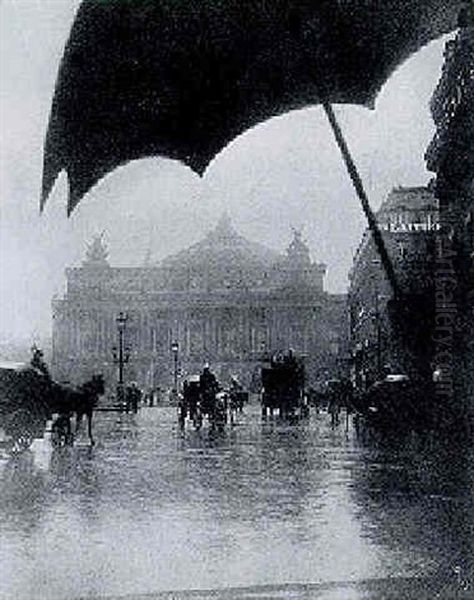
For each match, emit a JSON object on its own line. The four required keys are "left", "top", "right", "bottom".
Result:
{"left": 52, "top": 214, "right": 346, "bottom": 389}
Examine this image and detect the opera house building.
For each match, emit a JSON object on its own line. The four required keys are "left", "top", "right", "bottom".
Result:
{"left": 52, "top": 215, "right": 346, "bottom": 390}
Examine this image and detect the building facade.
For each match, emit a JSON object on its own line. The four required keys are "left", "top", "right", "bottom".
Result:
{"left": 425, "top": 7, "right": 474, "bottom": 411}
{"left": 52, "top": 216, "right": 346, "bottom": 390}
{"left": 348, "top": 186, "right": 439, "bottom": 390}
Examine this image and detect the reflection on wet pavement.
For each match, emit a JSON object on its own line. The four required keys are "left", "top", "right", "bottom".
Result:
{"left": 0, "top": 405, "right": 472, "bottom": 599}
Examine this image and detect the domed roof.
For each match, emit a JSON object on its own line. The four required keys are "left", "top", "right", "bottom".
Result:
{"left": 154, "top": 214, "right": 325, "bottom": 292}
{"left": 161, "top": 213, "right": 280, "bottom": 273}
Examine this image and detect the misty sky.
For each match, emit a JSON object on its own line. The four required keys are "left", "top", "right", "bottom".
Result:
{"left": 0, "top": 1, "right": 452, "bottom": 344}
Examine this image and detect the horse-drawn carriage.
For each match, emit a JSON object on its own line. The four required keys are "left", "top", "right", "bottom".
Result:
{"left": 0, "top": 358, "right": 104, "bottom": 453}
{"left": 353, "top": 374, "right": 424, "bottom": 430}
{"left": 0, "top": 362, "right": 52, "bottom": 454}
{"left": 261, "top": 352, "right": 308, "bottom": 418}
{"left": 179, "top": 370, "right": 232, "bottom": 430}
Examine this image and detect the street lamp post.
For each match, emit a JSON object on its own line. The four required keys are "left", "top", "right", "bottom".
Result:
{"left": 113, "top": 311, "right": 130, "bottom": 401}
{"left": 260, "top": 340, "right": 267, "bottom": 362}
{"left": 171, "top": 340, "right": 179, "bottom": 393}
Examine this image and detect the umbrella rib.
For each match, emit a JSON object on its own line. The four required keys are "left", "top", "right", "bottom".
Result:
{"left": 322, "top": 102, "right": 401, "bottom": 300}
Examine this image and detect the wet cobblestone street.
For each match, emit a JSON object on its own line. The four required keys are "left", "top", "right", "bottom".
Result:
{"left": 0, "top": 404, "right": 473, "bottom": 599}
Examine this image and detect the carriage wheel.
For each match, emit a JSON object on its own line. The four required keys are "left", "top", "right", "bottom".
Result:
{"left": 9, "top": 432, "right": 34, "bottom": 455}
{"left": 3, "top": 408, "right": 40, "bottom": 455}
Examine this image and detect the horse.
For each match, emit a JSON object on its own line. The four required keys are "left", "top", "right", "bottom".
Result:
{"left": 198, "top": 383, "right": 227, "bottom": 429}
{"left": 228, "top": 389, "right": 248, "bottom": 424}
{"left": 50, "top": 374, "right": 105, "bottom": 446}
{"left": 261, "top": 354, "right": 305, "bottom": 419}
{"left": 180, "top": 374, "right": 227, "bottom": 430}
{"left": 180, "top": 377, "right": 202, "bottom": 429}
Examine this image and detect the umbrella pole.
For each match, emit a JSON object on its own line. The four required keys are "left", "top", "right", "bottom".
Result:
{"left": 322, "top": 103, "right": 400, "bottom": 300}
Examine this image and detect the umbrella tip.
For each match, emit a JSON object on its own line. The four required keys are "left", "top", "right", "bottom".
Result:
{"left": 40, "top": 157, "right": 62, "bottom": 213}
{"left": 40, "top": 178, "right": 54, "bottom": 213}
{"left": 366, "top": 97, "right": 376, "bottom": 111}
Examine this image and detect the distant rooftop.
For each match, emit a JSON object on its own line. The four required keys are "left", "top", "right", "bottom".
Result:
{"left": 159, "top": 213, "right": 283, "bottom": 272}
{"left": 379, "top": 185, "right": 438, "bottom": 214}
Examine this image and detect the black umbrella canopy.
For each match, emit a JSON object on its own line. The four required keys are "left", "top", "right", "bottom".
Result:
{"left": 42, "top": 0, "right": 463, "bottom": 214}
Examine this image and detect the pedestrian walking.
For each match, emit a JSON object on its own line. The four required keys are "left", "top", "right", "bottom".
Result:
{"left": 328, "top": 390, "right": 340, "bottom": 427}
{"left": 126, "top": 382, "right": 142, "bottom": 414}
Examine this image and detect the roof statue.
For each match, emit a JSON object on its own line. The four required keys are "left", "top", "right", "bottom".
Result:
{"left": 83, "top": 233, "right": 109, "bottom": 267}
{"left": 286, "top": 228, "right": 311, "bottom": 266}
